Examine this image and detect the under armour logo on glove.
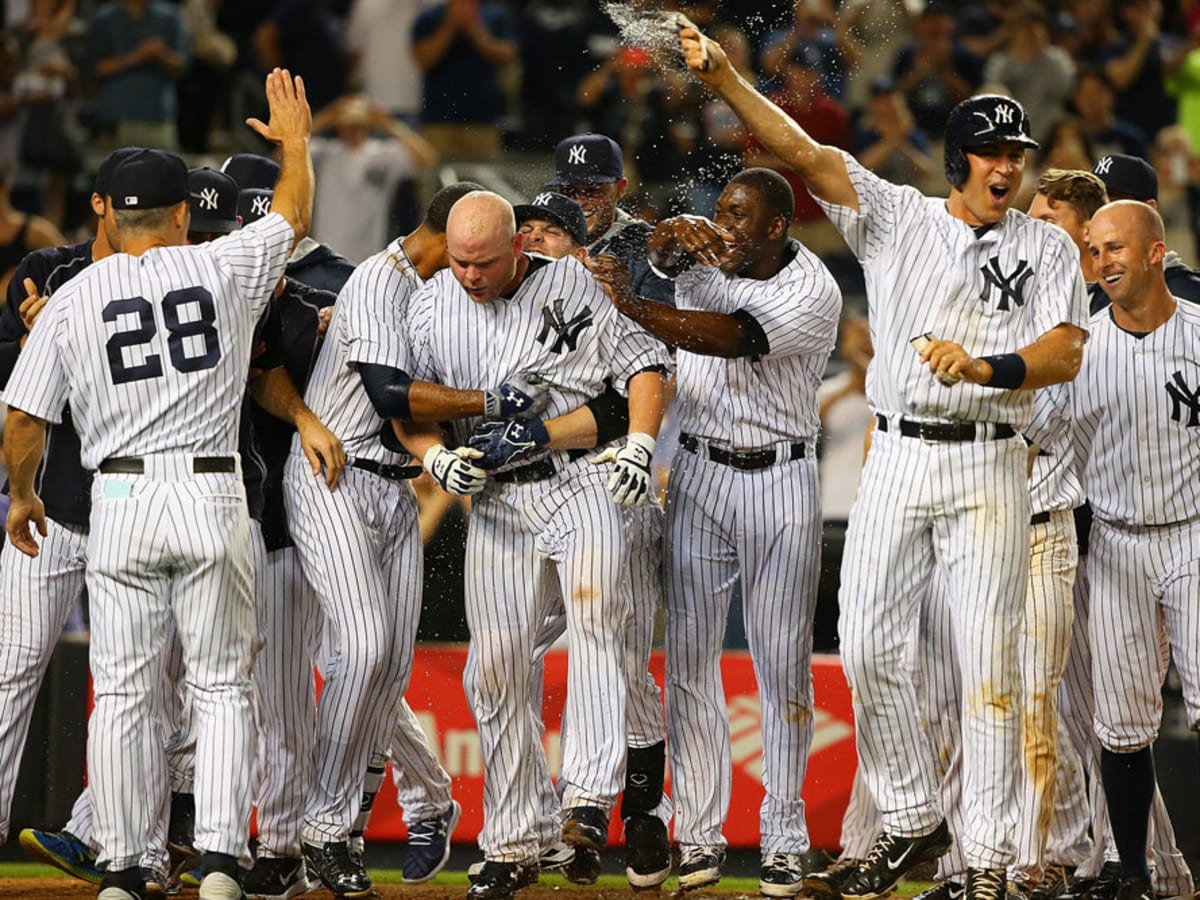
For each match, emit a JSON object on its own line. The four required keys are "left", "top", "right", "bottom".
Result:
{"left": 467, "top": 418, "right": 551, "bottom": 470}
{"left": 483, "top": 372, "right": 550, "bottom": 420}
{"left": 424, "top": 445, "right": 487, "bottom": 495}
{"left": 199, "top": 188, "right": 220, "bottom": 211}
{"left": 591, "top": 432, "right": 656, "bottom": 507}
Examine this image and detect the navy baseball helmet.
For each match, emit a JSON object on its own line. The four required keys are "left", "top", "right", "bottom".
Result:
{"left": 943, "top": 94, "right": 1039, "bottom": 190}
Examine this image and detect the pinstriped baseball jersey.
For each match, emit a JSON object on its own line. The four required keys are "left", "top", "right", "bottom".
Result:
{"left": 671, "top": 239, "right": 840, "bottom": 445}
{"left": 3, "top": 213, "right": 294, "bottom": 464}
{"left": 815, "top": 152, "right": 1089, "bottom": 428}
{"left": 1028, "top": 384, "right": 1085, "bottom": 516}
{"left": 298, "top": 238, "right": 419, "bottom": 466}
{"left": 403, "top": 255, "right": 670, "bottom": 446}
{"left": 1071, "top": 302, "right": 1200, "bottom": 526}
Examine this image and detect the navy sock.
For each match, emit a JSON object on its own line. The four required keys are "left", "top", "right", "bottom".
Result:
{"left": 1099, "top": 746, "right": 1154, "bottom": 879}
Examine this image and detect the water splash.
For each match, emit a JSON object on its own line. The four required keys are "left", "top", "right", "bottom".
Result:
{"left": 601, "top": 1, "right": 684, "bottom": 57}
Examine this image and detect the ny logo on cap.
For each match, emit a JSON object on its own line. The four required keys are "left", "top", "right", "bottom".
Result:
{"left": 568, "top": 144, "right": 587, "bottom": 165}
{"left": 1095, "top": 156, "right": 1114, "bottom": 175}
{"left": 532, "top": 192, "right": 554, "bottom": 206}
{"left": 251, "top": 196, "right": 271, "bottom": 216}
{"left": 199, "top": 188, "right": 220, "bottom": 212}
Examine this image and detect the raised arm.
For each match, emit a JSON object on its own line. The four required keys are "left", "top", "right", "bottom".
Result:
{"left": 677, "top": 18, "right": 859, "bottom": 211}
{"left": 246, "top": 69, "right": 314, "bottom": 246}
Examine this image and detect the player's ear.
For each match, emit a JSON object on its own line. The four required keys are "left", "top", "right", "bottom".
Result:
{"left": 615, "top": 177, "right": 629, "bottom": 200}
{"left": 767, "top": 214, "right": 788, "bottom": 240}
{"left": 90, "top": 192, "right": 105, "bottom": 217}
{"left": 513, "top": 230, "right": 523, "bottom": 257}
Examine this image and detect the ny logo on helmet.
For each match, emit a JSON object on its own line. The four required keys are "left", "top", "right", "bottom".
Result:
{"left": 972, "top": 102, "right": 1018, "bottom": 137}
{"left": 536, "top": 298, "right": 593, "bottom": 353}
{"left": 568, "top": 144, "right": 587, "bottom": 165}
{"left": 199, "top": 188, "right": 220, "bottom": 211}
{"left": 1165, "top": 371, "right": 1200, "bottom": 427}
{"left": 980, "top": 256, "right": 1032, "bottom": 311}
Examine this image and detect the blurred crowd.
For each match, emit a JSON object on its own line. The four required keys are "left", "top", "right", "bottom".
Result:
{"left": 3, "top": 0, "right": 1200, "bottom": 255}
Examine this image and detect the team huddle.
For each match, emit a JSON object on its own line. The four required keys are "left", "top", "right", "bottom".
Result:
{"left": 0, "top": 17, "right": 1196, "bottom": 900}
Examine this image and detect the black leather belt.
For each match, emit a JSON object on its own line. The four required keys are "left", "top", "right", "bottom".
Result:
{"left": 350, "top": 459, "right": 422, "bottom": 483}
{"left": 99, "top": 456, "right": 235, "bottom": 474}
{"left": 680, "top": 432, "right": 805, "bottom": 471}
{"left": 1030, "top": 510, "right": 1051, "bottom": 526}
{"left": 876, "top": 414, "right": 1015, "bottom": 442}
{"left": 491, "top": 459, "right": 557, "bottom": 485}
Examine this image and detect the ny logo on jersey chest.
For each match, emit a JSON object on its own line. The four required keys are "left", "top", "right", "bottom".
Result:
{"left": 1165, "top": 370, "right": 1200, "bottom": 427}
{"left": 980, "top": 256, "right": 1032, "bottom": 311}
{"left": 537, "top": 297, "right": 593, "bottom": 353}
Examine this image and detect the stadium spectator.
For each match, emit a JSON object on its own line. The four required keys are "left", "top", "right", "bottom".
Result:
{"left": 983, "top": 3, "right": 1076, "bottom": 145}
{"left": 254, "top": 0, "right": 350, "bottom": 114}
{"left": 309, "top": 94, "right": 438, "bottom": 264}
{"left": 1061, "top": 0, "right": 1120, "bottom": 66}
{"left": 177, "top": 0, "right": 238, "bottom": 152}
{"left": 1103, "top": 0, "right": 1180, "bottom": 140}
{"left": 88, "top": 0, "right": 189, "bottom": 149}
{"left": 412, "top": 0, "right": 517, "bottom": 159}
{"left": 852, "top": 75, "right": 932, "bottom": 188}
{"left": 1073, "top": 65, "right": 1150, "bottom": 158}
{"left": 348, "top": 0, "right": 427, "bottom": 123}
{"left": 891, "top": 3, "right": 981, "bottom": 138}
{"left": 759, "top": 0, "right": 860, "bottom": 101}
{"left": 955, "top": 0, "right": 1010, "bottom": 61}
{"left": 0, "top": 162, "right": 64, "bottom": 300}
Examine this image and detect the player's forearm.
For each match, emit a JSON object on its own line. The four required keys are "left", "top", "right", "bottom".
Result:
{"left": 542, "top": 405, "right": 600, "bottom": 450}
{"left": 465, "top": 27, "right": 516, "bottom": 66}
{"left": 391, "top": 419, "right": 445, "bottom": 461}
{"left": 248, "top": 367, "right": 306, "bottom": 424}
{"left": 2, "top": 408, "right": 47, "bottom": 502}
{"left": 272, "top": 137, "right": 314, "bottom": 245}
{"left": 626, "top": 370, "right": 666, "bottom": 439}
{"left": 407, "top": 381, "right": 485, "bottom": 422}
{"left": 1014, "top": 323, "right": 1087, "bottom": 389}
{"left": 613, "top": 291, "right": 746, "bottom": 358}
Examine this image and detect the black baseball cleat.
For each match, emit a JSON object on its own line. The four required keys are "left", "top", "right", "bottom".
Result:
{"left": 1061, "top": 862, "right": 1122, "bottom": 900}
{"left": 802, "top": 855, "right": 861, "bottom": 898}
{"left": 966, "top": 867, "right": 1006, "bottom": 900}
{"left": 1030, "top": 865, "right": 1075, "bottom": 900}
{"left": 301, "top": 840, "right": 373, "bottom": 898}
{"left": 759, "top": 852, "right": 807, "bottom": 897}
{"left": 624, "top": 814, "right": 671, "bottom": 890}
{"left": 841, "top": 820, "right": 953, "bottom": 900}
{"left": 1112, "top": 876, "right": 1153, "bottom": 900}
{"left": 467, "top": 860, "right": 539, "bottom": 900}
{"left": 677, "top": 845, "right": 725, "bottom": 891}
{"left": 562, "top": 805, "right": 610, "bottom": 852}
{"left": 565, "top": 848, "right": 602, "bottom": 885}
{"left": 243, "top": 856, "right": 308, "bottom": 899}
{"left": 914, "top": 880, "right": 966, "bottom": 900}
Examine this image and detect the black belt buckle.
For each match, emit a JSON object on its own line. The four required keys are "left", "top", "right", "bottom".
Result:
{"left": 350, "top": 458, "right": 422, "bottom": 483}
{"left": 681, "top": 433, "right": 804, "bottom": 471}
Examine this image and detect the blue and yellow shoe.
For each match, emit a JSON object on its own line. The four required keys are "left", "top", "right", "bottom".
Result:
{"left": 19, "top": 828, "right": 103, "bottom": 884}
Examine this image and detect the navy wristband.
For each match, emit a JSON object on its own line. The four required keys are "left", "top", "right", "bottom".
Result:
{"left": 979, "top": 353, "right": 1026, "bottom": 389}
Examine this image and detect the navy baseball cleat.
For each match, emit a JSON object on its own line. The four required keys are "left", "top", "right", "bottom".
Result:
{"left": 840, "top": 820, "right": 953, "bottom": 900}
{"left": 19, "top": 828, "right": 102, "bottom": 884}
{"left": 404, "top": 799, "right": 462, "bottom": 883}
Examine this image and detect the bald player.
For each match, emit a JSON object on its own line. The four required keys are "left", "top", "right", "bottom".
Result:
{"left": 2, "top": 66, "right": 313, "bottom": 900}
{"left": 394, "top": 191, "right": 670, "bottom": 900}
{"left": 675, "top": 22, "right": 1088, "bottom": 900}
{"left": 1074, "top": 200, "right": 1200, "bottom": 900}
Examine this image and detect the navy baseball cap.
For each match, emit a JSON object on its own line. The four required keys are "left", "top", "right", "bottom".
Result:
{"left": 187, "top": 167, "right": 240, "bottom": 234}
{"left": 108, "top": 150, "right": 189, "bottom": 210}
{"left": 94, "top": 147, "right": 143, "bottom": 196}
{"left": 220, "top": 153, "right": 280, "bottom": 191}
{"left": 515, "top": 191, "right": 589, "bottom": 248}
{"left": 1093, "top": 153, "right": 1158, "bottom": 202}
{"left": 238, "top": 188, "right": 274, "bottom": 225}
{"left": 548, "top": 133, "right": 624, "bottom": 186}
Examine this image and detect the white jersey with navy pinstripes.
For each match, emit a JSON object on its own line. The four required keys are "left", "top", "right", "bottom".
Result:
{"left": 1072, "top": 301, "right": 1200, "bottom": 526}
{"left": 1028, "top": 384, "right": 1085, "bottom": 516}
{"left": 672, "top": 239, "right": 841, "bottom": 445}
{"left": 3, "top": 213, "right": 293, "bottom": 464}
{"left": 402, "top": 255, "right": 671, "bottom": 446}
{"left": 815, "top": 152, "right": 1089, "bottom": 428}
{"left": 298, "top": 238, "right": 419, "bottom": 466}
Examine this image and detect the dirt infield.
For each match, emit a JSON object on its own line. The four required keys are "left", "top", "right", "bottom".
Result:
{"left": 0, "top": 878, "right": 761, "bottom": 899}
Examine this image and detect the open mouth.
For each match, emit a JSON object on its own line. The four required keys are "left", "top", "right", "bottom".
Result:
{"left": 988, "top": 185, "right": 1010, "bottom": 201}
{"left": 1103, "top": 272, "right": 1123, "bottom": 286}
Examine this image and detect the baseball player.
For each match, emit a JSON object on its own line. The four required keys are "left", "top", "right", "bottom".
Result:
{"left": 591, "top": 166, "right": 841, "bottom": 895}
{"left": 676, "top": 23, "right": 1088, "bottom": 900}
{"left": 285, "top": 179, "right": 543, "bottom": 898}
{"left": 1090, "top": 153, "right": 1200, "bottom": 310}
{"left": 1073, "top": 200, "right": 1200, "bottom": 900}
{"left": 393, "top": 190, "right": 670, "bottom": 900}
{"left": 495, "top": 190, "right": 673, "bottom": 889}
{"left": 2, "top": 66, "right": 312, "bottom": 900}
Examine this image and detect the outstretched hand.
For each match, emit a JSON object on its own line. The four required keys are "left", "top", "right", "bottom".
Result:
{"left": 246, "top": 68, "right": 312, "bottom": 145}
{"left": 675, "top": 13, "right": 728, "bottom": 81}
